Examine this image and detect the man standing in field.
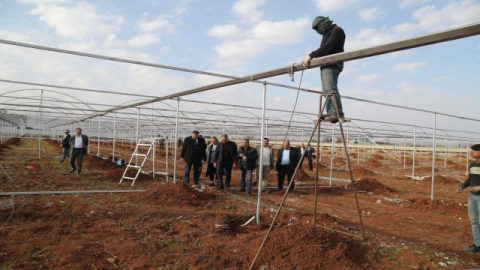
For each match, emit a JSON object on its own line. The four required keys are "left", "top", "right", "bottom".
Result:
{"left": 69, "top": 127, "right": 88, "bottom": 176}
{"left": 459, "top": 144, "right": 480, "bottom": 253}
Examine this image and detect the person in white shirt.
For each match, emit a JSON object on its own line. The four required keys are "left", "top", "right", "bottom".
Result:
{"left": 255, "top": 138, "right": 274, "bottom": 192}
{"left": 275, "top": 140, "right": 299, "bottom": 193}
{"left": 68, "top": 127, "right": 89, "bottom": 176}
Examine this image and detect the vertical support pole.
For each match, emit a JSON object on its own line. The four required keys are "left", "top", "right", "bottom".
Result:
{"left": 112, "top": 113, "right": 116, "bottom": 163}
{"left": 431, "top": 114, "right": 437, "bottom": 200}
{"left": 329, "top": 124, "right": 335, "bottom": 186}
{"left": 173, "top": 98, "right": 180, "bottom": 183}
{"left": 467, "top": 133, "right": 470, "bottom": 176}
{"left": 88, "top": 120, "right": 91, "bottom": 154}
{"left": 153, "top": 125, "right": 156, "bottom": 179}
{"left": 403, "top": 131, "right": 406, "bottom": 169}
{"left": 444, "top": 137, "right": 447, "bottom": 169}
{"left": 412, "top": 125, "right": 416, "bottom": 178}
{"left": 256, "top": 83, "right": 267, "bottom": 225}
{"left": 265, "top": 119, "right": 268, "bottom": 138}
{"left": 136, "top": 108, "right": 140, "bottom": 166}
{"left": 166, "top": 135, "right": 169, "bottom": 182}
{"left": 345, "top": 124, "right": 349, "bottom": 171}
{"left": 97, "top": 116, "right": 101, "bottom": 157}
{"left": 314, "top": 95, "right": 324, "bottom": 227}
{"left": 39, "top": 89, "right": 43, "bottom": 158}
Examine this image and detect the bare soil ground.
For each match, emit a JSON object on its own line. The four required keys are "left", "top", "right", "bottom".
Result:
{"left": 0, "top": 137, "right": 479, "bottom": 269}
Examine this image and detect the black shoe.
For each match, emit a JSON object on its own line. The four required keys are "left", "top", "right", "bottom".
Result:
{"left": 324, "top": 113, "right": 345, "bottom": 124}
{"left": 464, "top": 244, "right": 480, "bottom": 253}
{"left": 69, "top": 168, "right": 76, "bottom": 174}
{"left": 77, "top": 170, "right": 81, "bottom": 176}
{"left": 246, "top": 193, "right": 251, "bottom": 196}
{"left": 288, "top": 189, "right": 294, "bottom": 194}
{"left": 239, "top": 188, "right": 246, "bottom": 192}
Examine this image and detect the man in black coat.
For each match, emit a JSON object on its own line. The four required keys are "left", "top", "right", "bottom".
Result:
{"left": 69, "top": 127, "right": 89, "bottom": 176}
{"left": 237, "top": 139, "right": 258, "bottom": 195}
{"left": 276, "top": 140, "right": 299, "bottom": 193}
{"left": 180, "top": 130, "right": 207, "bottom": 186}
{"left": 213, "top": 134, "right": 237, "bottom": 189}
{"left": 307, "top": 144, "right": 315, "bottom": 171}
{"left": 60, "top": 129, "right": 71, "bottom": 162}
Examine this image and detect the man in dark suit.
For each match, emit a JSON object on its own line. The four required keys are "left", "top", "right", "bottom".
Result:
{"left": 60, "top": 129, "right": 71, "bottom": 162}
{"left": 181, "top": 130, "right": 207, "bottom": 186}
{"left": 69, "top": 127, "right": 89, "bottom": 176}
{"left": 213, "top": 134, "right": 237, "bottom": 189}
{"left": 307, "top": 144, "right": 315, "bottom": 171}
{"left": 276, "top": 140, "right": 299, "bottom": 193}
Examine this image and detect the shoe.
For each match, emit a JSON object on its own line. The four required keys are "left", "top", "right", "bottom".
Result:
{"left": 288, "top": 189, "right": 294, "bottom": 194}
{"left": 464, "top": 244, "right": 480, "bottom": 253}
{"left": 324, "top": 113, "right": 345, "bottom": 124}
{"left": 246, "top": 193, "right": 252, "bottom": 196}
{"left": 239, "top": 188, "right": 246, "bottom": 192}
{"left": 209, "top": 182, "right": 215, "bottom": 187}
{"left": 69, "top": 168, "right": 76, "bottom": 174}
{"left": 77, "top": 171, "right": 81, "bottom": 176}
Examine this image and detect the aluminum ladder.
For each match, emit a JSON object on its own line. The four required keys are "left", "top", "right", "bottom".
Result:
{"left": 119, "top": 139, "right": 154, "bottom": 186}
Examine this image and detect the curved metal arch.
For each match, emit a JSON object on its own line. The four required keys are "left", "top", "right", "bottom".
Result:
{"left": 0, "top": 88, "right": 100, "bottom": 117}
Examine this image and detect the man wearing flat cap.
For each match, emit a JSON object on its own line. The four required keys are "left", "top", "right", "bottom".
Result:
{"left": 302, "top": 16, "right": 346, "bottom": 124}
{"left": 459, "top": 144, "right": 480, "bottom": 253}
{"left": 60, "top": 129, "right": 71, "bottom": 162}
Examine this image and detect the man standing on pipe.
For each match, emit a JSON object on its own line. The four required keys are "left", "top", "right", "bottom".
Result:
{"left": 302, "top": 16, "right": 346, "bottom": 124}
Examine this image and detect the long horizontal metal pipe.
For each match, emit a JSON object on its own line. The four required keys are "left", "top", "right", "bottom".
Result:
{"left": 1, "top": 23, "right": 479, "bottom": 124}
{"left": 0, "top": 190, "right": 146, "bottom": 196}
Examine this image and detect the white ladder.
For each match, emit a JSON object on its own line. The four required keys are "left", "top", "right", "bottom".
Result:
{"left": 119, "top": 139, "right": 154, "bottom": 186}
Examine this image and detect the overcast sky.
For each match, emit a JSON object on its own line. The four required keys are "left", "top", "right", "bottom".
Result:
{"left": 0, "top": 0, "right": 479, "bottom": 137}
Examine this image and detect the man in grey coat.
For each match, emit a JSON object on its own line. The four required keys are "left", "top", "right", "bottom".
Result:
{"left": 69, "top": 127, "right": 89, "bottom": 176}
{"left": 256, "top": 138, "right": 274, "bottom": 192}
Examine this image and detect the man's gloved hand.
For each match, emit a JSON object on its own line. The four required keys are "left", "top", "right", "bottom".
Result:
{"left": 302, "top": 55, "right": 312, "bottom": 68}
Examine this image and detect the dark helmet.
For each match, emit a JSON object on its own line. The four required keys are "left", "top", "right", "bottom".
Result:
{"left": 311, "top": 16, "right": 334, "bottom": 35}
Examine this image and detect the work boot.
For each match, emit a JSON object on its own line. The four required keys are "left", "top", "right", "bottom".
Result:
{"left": 324, "top": 113, "right": 345, "bottom": 124}
{"left": 464, "top": 244, "right": 480, "bottom": 253}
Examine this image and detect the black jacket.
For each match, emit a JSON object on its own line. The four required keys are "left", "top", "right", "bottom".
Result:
{"left": 214, "top": 141, "right": 237, "bottom": 164}
{"left": 62, "top": 134, "right": 71, "bottom": 148}
{"left": 181, "top": 136, "right": 207, "bottom": 163}
{"left": 275, "top": 147, "right": 299, "bottom": 171}
{"left": 69, "top": 134, "right": 89, "bottom": 154}
{"left": 307, "top": 147, "right": 315, "bottom": 160}
{"left": 237, "top": 146, "right": 258, "bottom": 170}
{"left": 309, "top": 25, "right": 345, "bottom": 69}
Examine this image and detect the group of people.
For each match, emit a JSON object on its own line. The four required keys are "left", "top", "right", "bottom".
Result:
{"left": 180, "top": 130, "right": 315, "bottom": 195}
{"left": 60, "top": 128, "right": 89, "bottom": 176}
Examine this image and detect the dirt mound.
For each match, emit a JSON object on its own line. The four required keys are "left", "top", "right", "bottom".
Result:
{"left": 84, "top": 155, "right": 118, "bottom": 170}
{"left": 415, "top": 167, "right": 440, "bottom": 175}
{"left": 245, "top": 223, "right": 370, "bottom": 270}
{"left": 140, "top": 184, "right": 217, "bottom": 207}
{"left": 4, "top": 137, "right": 21, "bottom": 146}
{"left": 352, "top": 167, "right": 376, "bottom": 178}
{"left": 363, "top": 159, "right": 382, "bottom": 168}
{"left": 423, "top": 174, "right": 461, "bottom": 185}
{"left": 401, "top": 198, "right": 466, "bottom": 216}
{"left": 103, "top": 167, "right": 153, "bottom": 182}
{"left": 296, "top": 169, "right": 315, "bottom": 181}
{"left": 349, "top": 178, "right": 393, "bottom": 193}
